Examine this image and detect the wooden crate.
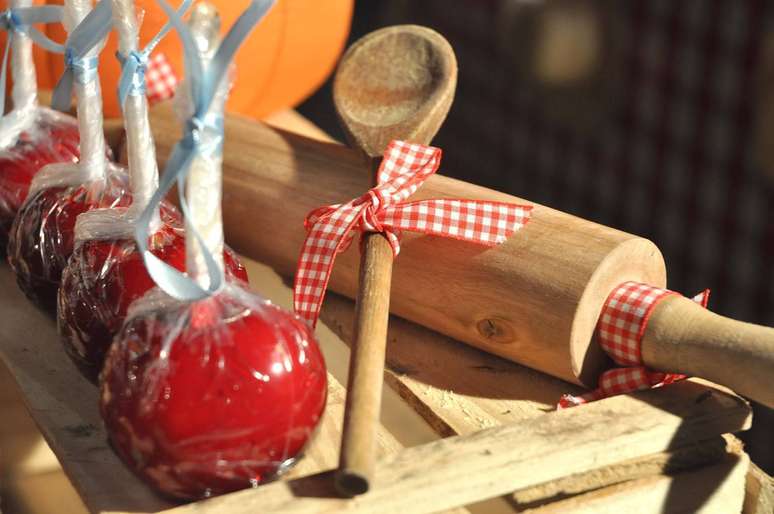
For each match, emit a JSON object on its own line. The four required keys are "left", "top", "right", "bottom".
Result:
{"left": 0, "top": 254, "right": 766, "bottom": 514}
{"left": 0, "top": 112, "right": 770, "bottom": 514}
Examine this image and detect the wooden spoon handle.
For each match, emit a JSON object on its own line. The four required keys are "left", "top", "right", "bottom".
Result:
{"left": 641, "top": 295, "right": 774, "bottom": 408}
{"left": 335, "top": 232, "right": 394, "bottom": 496}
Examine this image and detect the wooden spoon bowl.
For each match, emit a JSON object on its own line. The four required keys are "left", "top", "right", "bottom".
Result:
{"left": 333, "top": 25, "right": 457, "bottom": 159}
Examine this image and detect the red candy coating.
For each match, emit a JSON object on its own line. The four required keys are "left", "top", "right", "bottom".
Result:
{"left": 0, "top": 115, "right": 81, "bottom": 247}
{"left": 7, "top": 169, "right": 130, "bottom": 312}
{"left": 58, "top": 204, "right": 249, "bottom": 381}
{"left": 100, "top": 287, "right": 327, "bottom": 499}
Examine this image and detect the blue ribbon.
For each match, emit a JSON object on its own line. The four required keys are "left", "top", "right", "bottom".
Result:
{"left": 115, "top": 0, "right": 192, "bottom": 108}
{"left": 0, "top": 5, "right": 64, "bottom": 115}
{"left": 135, "top": 0, "right": 275, "bottom": 301}
{"left": 50, "top": 0, "right": 113, "bottom": 112}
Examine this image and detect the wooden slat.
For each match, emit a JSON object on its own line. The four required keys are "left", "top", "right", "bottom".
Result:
{"left": 1, "top": 469, "right": 89, "bottom": 514}
{"left": 523, "top": 452, "right": 749, "bottom": 514}
{"left": 512, "top": 436, "right": 735, "bottom": 508}
{"left": 158, "top": 380, "right": 751, "bottom": 514}
{"left": 743, "top": 461, "right": 774, "bottom": 514}
{"left": 0, "top": 266, "right": 171, "bottom": 514}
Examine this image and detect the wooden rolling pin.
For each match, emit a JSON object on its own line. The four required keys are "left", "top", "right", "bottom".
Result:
{"left": 146, "top": 102, "right": 774, "bottom": 407}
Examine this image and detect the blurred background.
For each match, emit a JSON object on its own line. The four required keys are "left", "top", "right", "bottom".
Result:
{"left": 0, "top": 2, "right": 771, "bottom": 511}
{"left": 297, "top": 0, "right": 774, "bottom": 473}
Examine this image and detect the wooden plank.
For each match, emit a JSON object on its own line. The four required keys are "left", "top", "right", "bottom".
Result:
{"left": 1, "top": 469, "right": 89, "bottom": 514}
{"left": 523, "top": 452, "right": 749, "bottom": 514}
{"left": 158, "top": 380, "right": 751, "bottom": 514}
{"left": 0, "top": 361, "right": 62, "bottom": 477}
{"left": 0, "top": 266, "right": 171, "bottom": 514}
{"left": 743, "top": 461, "right": 774, "bottom": 514}
{"left": 512, "top": 435, "right": 736, "bottom": 508}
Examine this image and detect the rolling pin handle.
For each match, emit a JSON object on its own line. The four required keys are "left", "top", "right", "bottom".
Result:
{"left": 641, "top": 295, "right": 774, "bottom": 408}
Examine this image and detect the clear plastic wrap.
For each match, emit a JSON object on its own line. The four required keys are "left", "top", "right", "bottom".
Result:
{"left": 0, "top": 0, "right": 82, "bottom": 247}
{"left": 100, "top": 283, "right": 327, "bottom": 499}
{"left": 58, "top": 202, "right": 249, "bottom": 381}
{"left": 7, "top": 0, "right": 128, "bottom": 311}
{"left": 0, "top": 109, "right": 81, "bottom": 247}
{"left": 100, "top": 0, "right": 327, "bottom": 500}
{"left": 57, "top": 0, "right": 233, "bottom": 381}
{"left": 7, "top": 164, "right": 130, "bottom": 311}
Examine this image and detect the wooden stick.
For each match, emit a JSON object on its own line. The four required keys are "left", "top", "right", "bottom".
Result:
{"left": 336, "top": 229, "right": 395, "bottom": 495}
{"left": 112, "top": 0, "right": 159, "bottom": 217}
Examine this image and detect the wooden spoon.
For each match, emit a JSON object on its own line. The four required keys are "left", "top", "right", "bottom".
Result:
{"left": 331, "top": 25, "right": 457, "bottom": 496}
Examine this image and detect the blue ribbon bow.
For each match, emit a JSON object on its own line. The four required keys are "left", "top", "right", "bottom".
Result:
{"left": 0, "top": 5, "right": 64, "bottom": 114}
{"left": 50, "top": 0, "right": 113, "bottom": 112}
{"left": 115, "top": 0, "right": 192, "bottom": 109}
{"left": 135, "top": 0, "right": 275, "bottom": 301}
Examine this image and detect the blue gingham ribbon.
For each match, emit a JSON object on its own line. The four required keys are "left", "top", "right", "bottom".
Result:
{"left": 51, "top": 0, "right": 113, "bottom": 112}
{"left": 0, "top": 5, "right": 64, "bottom": 114}
{"left": 134, "top": 0, "right": 275, "bottom": 301}
{"left": 115, "top": 0, "right": 192, "bottom": 109}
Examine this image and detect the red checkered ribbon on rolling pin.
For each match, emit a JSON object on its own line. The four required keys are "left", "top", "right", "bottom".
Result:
{"left": 145, "top": 53, "right": 178, "bottom": 104}
{"left": 558, "top": 281, "right": 710, "bottom": 408}
{"left": 294, "top": 140, "right": 533, "bottom": 326}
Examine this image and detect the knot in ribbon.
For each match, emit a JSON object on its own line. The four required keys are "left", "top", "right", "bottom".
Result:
{"left": 0, "top": 5, "right": 64, "bottom": 116}
{"left": 0, "top": 10, "right": 22, "bottom": 31}
{"left": 134, "top": 0, "right": 275, "bottom": 302}
{"left": 116, "top": 50, "right": 148, "bottom": 100}
{"left": 64, "top": 47, "right": 98, "bottom": 85}
{"left": 294, "top": 141, "right": 534, "bottom": 326}
{"left": 115, "top": 0, "right": 191, "bottom": 109}
{"left": 50, "top": 0, "right": 113, "bottom": 112}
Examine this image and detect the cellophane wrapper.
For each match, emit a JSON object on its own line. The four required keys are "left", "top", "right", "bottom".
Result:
{"left": 0, "top": 104, "right": 80, "bottom": 251}
{"left": 0, "top": 6, "right": 84, "bottom": 248}
{"left": 6, "top": 160, "right": 130, "bottom": 312}
{"left": 100, "top": 283, "right": 328, "bottom": 500}
{"left": 6, "top": 51, "right": 126, "bottom": 311}
{"left": 58, "top": 202, "right": 249, "bottom": 381}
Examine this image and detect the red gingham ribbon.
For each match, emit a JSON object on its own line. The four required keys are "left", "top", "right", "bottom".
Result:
{"left": 558, "top": 281, "right": 710, "bottom": 408}
{"left": 293, "top": 140, "right": 532, "bottom": 326}
{"left": 145, "top": 52, "right": 178, "bottom": 104}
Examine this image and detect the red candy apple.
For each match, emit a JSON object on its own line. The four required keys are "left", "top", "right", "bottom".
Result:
{"left": 7, "top": 168, "right": 131, "bottom": 312}
{"left": 58, "top": 203, "right": 249, "bottom": 381}
{"left": 100, "top": 286, "right": 328, "bottom": 499}
{"left": 0, "top": 115, "right": 81, "bottom": 247}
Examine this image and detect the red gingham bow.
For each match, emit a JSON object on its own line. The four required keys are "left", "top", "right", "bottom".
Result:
{"left": 145, "top": 52, "right": 178, "bottom": 104}
{"left": 294, "top": 141, "right": 532, "bottom": 326}
{"left": 558, "top": 281, "right": 710, "bottom": 408}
